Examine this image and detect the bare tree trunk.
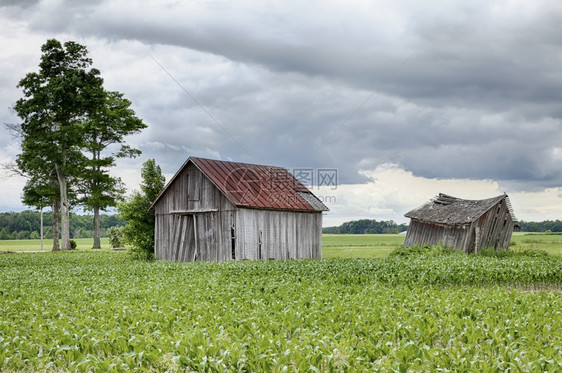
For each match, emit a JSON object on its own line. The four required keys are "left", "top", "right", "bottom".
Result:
{"left": 51, "top": 199, "right": 60, "bottom": 251}
{"left": 92, "top": 205, "right": 101, "bottom": 249}
{"left": 55, "top": 164, "right": 71, "bottom": 251}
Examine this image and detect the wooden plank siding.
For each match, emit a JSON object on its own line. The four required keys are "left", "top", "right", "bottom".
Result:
{"left": 469, "top": 198, "right": 514, "bottom": 253}
{"left": 154, "top": 161, "right": 324, "bottom": 262}
{"left": 234, "top": 209, "right": 322, "bottom": 260}
{"left": 403, "top": 221, "right": 469, "bottom": 250}
{"left": 154, "top": 163, "right": 236, "bottom": 261}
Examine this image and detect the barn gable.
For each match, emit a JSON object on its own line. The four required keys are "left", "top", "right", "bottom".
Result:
{"left": 152, "top": 157, "right": 328, "bottom": 262}
{"left": 403, "top": 193, "right": 516, "bottom": 253}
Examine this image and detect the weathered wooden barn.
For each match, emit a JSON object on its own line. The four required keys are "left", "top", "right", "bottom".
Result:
{"left": 150, "top": 157, "right": 328, "bottom": 262}
{"left": 403, "top": 193, "right": 516, "bottom": 253}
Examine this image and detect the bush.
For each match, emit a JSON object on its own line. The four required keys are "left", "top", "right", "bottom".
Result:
{"left": 517, "top": 248, "right": 549, "bottom": 257}
{"left": 119, "top": 192, "right": 154, "bottom": 259}
{"left": 389, "top": 244, "right": 459, "bottom": 258}
{"left": 476, "top": 247, "right": 549, "bottom": 258}
{"left": 391, "top": 245, "right": 551, "bottom": 259}
{"left": 107, "top": 227, "right": 123, "bottom": 248}
{"left": 118, "top": 159, "right": 165, "bottom": 261}
{"left": 69, "top": 240, "right": 77, "bottom": 250}
{"left": 127, "top": 247, "right": 154, "bottom": 261}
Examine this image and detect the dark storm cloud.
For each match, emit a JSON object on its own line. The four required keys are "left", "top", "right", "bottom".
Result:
{"left": 3, "top": 0, "right": 562, "bottom": 194}
{"left": 61, "top": 1, "right": 562, "bottom": 116}
{"left": 0, "top": 0, "right": 40, "bottom": 8}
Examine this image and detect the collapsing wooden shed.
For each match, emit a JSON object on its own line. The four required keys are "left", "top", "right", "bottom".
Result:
{"left": 403, "top": 193, "right": 516, "bottom": 253}
{"left": 150, "top": 157, "right": 328, "bottom": 262}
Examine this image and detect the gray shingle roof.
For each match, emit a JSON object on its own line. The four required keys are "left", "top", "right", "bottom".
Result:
{"left": 404, "top": 193, "right": 510, "bottom": 225}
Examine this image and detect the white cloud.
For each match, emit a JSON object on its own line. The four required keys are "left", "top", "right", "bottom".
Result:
{"left": 320, "top": 164, "right": 562, "bottom": 226}
{"left": 509, "top": 188, "right": 562, "bottom": 222}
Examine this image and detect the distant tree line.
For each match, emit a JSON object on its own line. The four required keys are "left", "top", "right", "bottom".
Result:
{"left": 0, "top": 211, "right": 125, "bottom": 240}
{"left": 323, "top": 219, "right": 409, "bottom": 234}
{"left": 323, "top": 219, "right": 562, "bottom": 234}
{"left": 516, "top": 220, "right": 562, "bottom": 233}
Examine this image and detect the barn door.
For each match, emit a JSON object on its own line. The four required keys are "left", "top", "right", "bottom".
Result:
{"left": 171, "top": 214, "right": 195, "bottom": 262}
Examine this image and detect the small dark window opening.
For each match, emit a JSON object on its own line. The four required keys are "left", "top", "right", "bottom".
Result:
{"left": 231, "top": 227, "right": 236, "bottom": 260}
{"left": 258, "top": 230, "right": 263, "bottom": 260}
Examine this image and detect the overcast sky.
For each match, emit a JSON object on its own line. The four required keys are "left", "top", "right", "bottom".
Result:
{"left": 1, "top": 0, "right": 562, "bottom": 225}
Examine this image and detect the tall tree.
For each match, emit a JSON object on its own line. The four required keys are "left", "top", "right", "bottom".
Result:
{"left": 119, "top": 159, "right": 165, "bottom": 259}
{"left": 79, "top": 91, "right": 146, "bottom": 249}
{"left": 14, "top": 39, "right": 105, "bottom": 250}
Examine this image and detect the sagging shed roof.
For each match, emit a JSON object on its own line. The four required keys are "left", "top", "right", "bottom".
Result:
{"left": 151, "top": 157, "right": 329, "bottom": 212}
{"left": 404, "top": 193, "right": 515, "bottom": 225}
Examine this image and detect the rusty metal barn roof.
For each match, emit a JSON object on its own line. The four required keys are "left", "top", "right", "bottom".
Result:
{"left": 152, "top": 157, "right": 328, "bottom": 212}
{"left": 404, "top": 193, "right": 512, "bottom": 225}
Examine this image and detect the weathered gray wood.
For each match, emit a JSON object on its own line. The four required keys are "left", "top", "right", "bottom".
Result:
{"left": 170, "top": 209, "right": 218, "bottom": 214}
{"left": 404, "top": 196, "right": 514, "bottom": 253}
{"left": 179, "top": 216, "right": 188, "bottom": 261}
{"left": 153, "top": 162, "right": 324, "bottom": 262}
{"left": 192, "top": 215, "right": 198, "bottom": 261}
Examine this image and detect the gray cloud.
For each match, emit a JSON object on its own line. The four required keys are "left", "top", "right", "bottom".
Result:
{"left": 67, "top": 1, "right": 562, "bottom": 117}
{"left": 1, "top": 0, "right": 562, "bottom": 217}
{"left": 0, "top": 0, "right": 40, "bottom": 9}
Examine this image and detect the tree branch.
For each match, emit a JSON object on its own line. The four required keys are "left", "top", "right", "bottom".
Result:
{"left": 0, "top": 161, "right": 27, "bottom": 180}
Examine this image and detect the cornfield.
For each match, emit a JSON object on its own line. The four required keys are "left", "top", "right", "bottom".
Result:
{"left": 0, "top": 249, "right": 560, "bottom": 371}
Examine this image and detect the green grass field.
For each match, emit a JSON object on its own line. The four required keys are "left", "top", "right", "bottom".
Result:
{"left": 0, "top": 237, "right": 111, "bottom": 252}
{"left": 2, "top": 232, "right": 562, "bottom": 257}
{"left": 511, "top": 232, "right": 562, "bottom": 256}
{"left": 323, "top": 232, "right": 562, "bottom": 258}
{"left": 322, "top": 233, "right": 405, "bottom": 258}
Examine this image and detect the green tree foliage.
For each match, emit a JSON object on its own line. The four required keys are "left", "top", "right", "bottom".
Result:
{"left": 79, "top": 91, "right": 146, "bottom": 249}
{"left": 13, "top": 39, "right": 146, "bottom": 251}
{"left": 324, "top": 219, "right": 562, "bottom": 234}
{"left": 0, "top": 228, "right": 11, "bottom": 240}
{"left": 119, "top": 159, "right": 165, "bottom": 259}
{"left": 14, "top": 39, "right": 105, "bottom": 250}
{"left": 323, "top": 219, "right": 409, "bottom": 234}
{"left": 516, "top": 220, "right": 562, "bottom": 232}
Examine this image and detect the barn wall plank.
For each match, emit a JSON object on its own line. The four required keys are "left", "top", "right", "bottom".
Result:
{"left": 233, "top": 208, "right": 321, "bottom": 261}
